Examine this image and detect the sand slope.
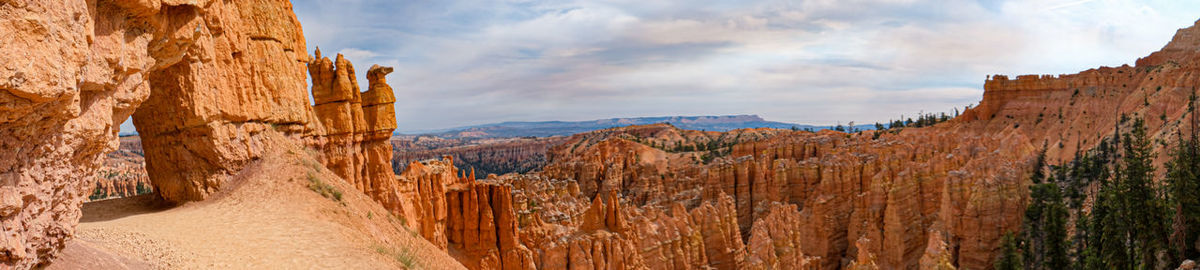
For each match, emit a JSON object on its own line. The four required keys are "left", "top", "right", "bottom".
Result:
{"left": 48, "top": 139, "right": 464, "bottom": 270}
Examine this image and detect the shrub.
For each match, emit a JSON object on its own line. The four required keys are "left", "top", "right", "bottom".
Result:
{"left": 306, "top": 172, "right": 343, "bottom": 202}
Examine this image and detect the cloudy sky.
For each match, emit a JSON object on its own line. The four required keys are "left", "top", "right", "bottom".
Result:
{"left": 287, "top": 0, "right": 1200, "bottom": 133}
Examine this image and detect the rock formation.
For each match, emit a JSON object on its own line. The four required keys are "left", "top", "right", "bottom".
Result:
{"left": 0, "top": 0, "right": 405, "bottom": 267}
{"left": 445, "top": 182, "right": 537, "bottom": 270}
{"left": 515, "top": 19, "right": 1200, "bottom": 269}
{"left": 541, "top": 124, "right": 787, "bottom": 207}
{"left": 392, "top": 136, "right": 567, "bottom": 178}
{"left": 1, "top": 0, "right": 313, "bottom": 267}
{"left": 128, "top": 0, "right": 316, "bottom": 203}
{"left": 518, "top": 18, "right": 1200, "bottom": 265}
{"left": 745, "top": 203, "right": 820, "bottom": 270}
{"left": 386, "top": 156, "right": 539, "bottom": 270}
{"left": 307, "top": 50, "right": 399, "bottom": 206}
{"left": 395, "top": 157, "right": 458, "bottom": 248}
{"left": 88, "top": 136, "right": 152, "bottom": 201}
{"left": 533, "top": 122, "right": 1032, "bottom": 269}
{"left": 90, "top": 163, "right": 152, "bottom": 201}
{"left": 846, "top": 237, "right": 880, "bottom": 270}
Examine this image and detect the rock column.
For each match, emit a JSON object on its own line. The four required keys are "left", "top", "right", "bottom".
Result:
{"left": 308, "top": 50, "right": 398, "bottom": 199}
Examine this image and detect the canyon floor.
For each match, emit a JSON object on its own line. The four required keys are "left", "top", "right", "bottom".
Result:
{"left": 48, "top": 144, "right": 464, "bottom": 269}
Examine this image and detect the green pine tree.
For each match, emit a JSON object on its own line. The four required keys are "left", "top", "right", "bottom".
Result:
{"left": 1167, "top": 92, "right": 1200, "bottom": 261}
{"left": 1041, "top": 184, "right": 1070, "bottom": 270}
{"left": 1091, "top": 180, "right": 1131, "bottom": 269}
{"left": 1032, "top": 143, "right": 1048, "bottom": 184}
{"left": 1118, "top": 118, "right": 1171, "bottom": 268}
{"left": 996, "top": 232, "right": 1024, "bottom": 270}
{"left": 1022, "top": 182, "right": 1070, "bottom": 270}
{"left": 1073, "top": 211, "right": 1091, "bottom": 270}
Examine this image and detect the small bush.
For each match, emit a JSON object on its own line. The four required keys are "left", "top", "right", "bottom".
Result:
{"left": 373, "top": 245, "right": 416, "bottom": 268}
{"left": 395, "top": 250, "right": 415, "bottom": 268}
{"left": 306, "top": 172, "right": 343, "bottom": 202}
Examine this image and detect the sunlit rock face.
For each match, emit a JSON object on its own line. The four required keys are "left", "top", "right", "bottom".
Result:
{"left": 128, "top": 0, "right": 316, "bottom": 203}
{"left": 0, "top": 0, "right": 315, "bottom": 267}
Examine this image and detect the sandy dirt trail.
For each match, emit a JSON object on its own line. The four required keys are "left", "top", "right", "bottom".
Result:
{"left": 48, "top": 145, "right": 465, "bottom": 270}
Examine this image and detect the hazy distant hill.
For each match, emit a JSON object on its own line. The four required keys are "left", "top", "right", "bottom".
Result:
{"left": 414, "top": 115, "right": 875, "bottom": 138}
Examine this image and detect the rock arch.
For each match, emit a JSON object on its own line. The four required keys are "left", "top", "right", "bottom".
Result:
{"left": 0, "top": 0, "right": 397, "bottom": 267}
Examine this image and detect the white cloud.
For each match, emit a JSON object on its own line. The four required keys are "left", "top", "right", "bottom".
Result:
{"left": 290, "top": 0, "right": 1200, "bottom": 132}
{"left": 337, "top": 48, "right": 379, "bottom": 63}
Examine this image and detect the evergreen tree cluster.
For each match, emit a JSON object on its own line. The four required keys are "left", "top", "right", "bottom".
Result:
{"left": 881, "top": 110, "right": 958, "bottom": 131}
{"left": 997, "top": 93, "right": 1200, "bottom": 270}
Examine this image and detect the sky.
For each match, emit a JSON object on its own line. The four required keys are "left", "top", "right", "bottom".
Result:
{"left": 119, "top": 0, "right": 1200, "bottom": 134}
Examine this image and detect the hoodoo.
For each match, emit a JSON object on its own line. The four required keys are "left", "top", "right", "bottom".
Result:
{"left": 308, "top": 49, "right": 401, "bottom": 208}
